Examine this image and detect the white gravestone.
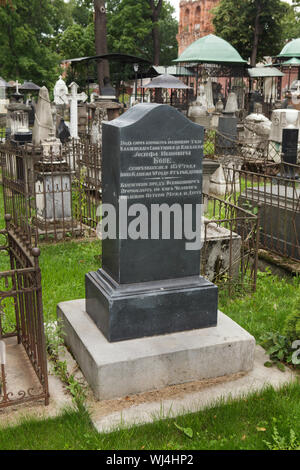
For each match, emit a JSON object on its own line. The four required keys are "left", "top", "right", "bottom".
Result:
{"left": 54, "top": 76, "right": 69, "bottom": 106}
{"left": 204, "top": 78, "right": 215, "bottom": 113}
{"left": 68, "top": 82, "right": 87, "bottom": 139}
{"left": 269, "top": 109, "right": 300, "bottom": 143}
{"left": 32, "top": 86, "right": 55, "bottom": 145}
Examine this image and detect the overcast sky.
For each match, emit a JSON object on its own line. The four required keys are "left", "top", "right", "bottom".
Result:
{"left": 168, "top": 0, "right": 294, "bottom": 20}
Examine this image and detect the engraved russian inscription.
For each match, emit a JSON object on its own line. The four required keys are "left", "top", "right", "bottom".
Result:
{"left": 120, "top": 139, "right": 203, "bottom": 200}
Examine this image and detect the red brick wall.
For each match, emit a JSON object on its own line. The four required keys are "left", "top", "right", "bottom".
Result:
{"left": 177, "top": 0, "right": 220, "bottom": 55}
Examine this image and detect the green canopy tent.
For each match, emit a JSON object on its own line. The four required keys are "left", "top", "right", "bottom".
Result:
{"left": 173, "top": 34, "right": 248, "bottom": 107}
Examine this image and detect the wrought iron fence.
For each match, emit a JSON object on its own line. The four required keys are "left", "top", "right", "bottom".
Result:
{"left": 0, "top": 215, "right": 49, "bottom": 409}
{"left": 202, "top": 193, "right": 259, "bottom": 294}
{"left": 0, "top": 139, "right": 101, "bottom": 243}
{"left": 204, "top": 127, "right": 285, "bottom": 166}
{"left": 222, "top": 163, "right": 300, "bottom": 261}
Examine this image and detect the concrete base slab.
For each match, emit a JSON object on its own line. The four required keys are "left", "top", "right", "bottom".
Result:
{"left": 0, "top": 337, "right": 73, "bottom": 428}
{"left": 90, "top": 346, "right": 296, "bottom": 433}
{"left": 57, "top": 299, "right": 256, "bottom": 401}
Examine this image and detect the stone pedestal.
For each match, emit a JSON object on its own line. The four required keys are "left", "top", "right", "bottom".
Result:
{"left": 88, "top": 100, "right": 123, "bottom": 123}
{"left": 202, "top": 158, "right": 220, "bottom": 195}
{"left": 86, "top": 271, "right": 218, "bottom": 343}
{"left": 201, "top": 219, "right": 242, "bottom": 282}
{"left": 35, "top": 164, "right": 72, "bottom": 227}
{"left": 58, "top": 300, "right": 256, "bottom": 401}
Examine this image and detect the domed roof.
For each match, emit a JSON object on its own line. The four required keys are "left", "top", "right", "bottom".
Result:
{"left": 278, "top": 38, "right": 300, "bottom": 58}
{"left": 174, "top": 34, "right": 247, "bottom": 64}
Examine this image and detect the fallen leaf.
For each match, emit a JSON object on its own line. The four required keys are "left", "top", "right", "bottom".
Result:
{"left": 256, "top": 427, "right": 266, "bottom": 432}
{"left": 241, "top": 435, "right": 247, "bottom": 441}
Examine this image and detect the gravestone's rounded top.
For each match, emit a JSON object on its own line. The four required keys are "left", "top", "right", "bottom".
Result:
{"left": 105, "top": 103, "right": 200, "bottom": 130}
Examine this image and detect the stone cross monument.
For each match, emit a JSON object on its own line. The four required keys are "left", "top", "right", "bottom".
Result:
{"left": 68, "top": 82, "right": 87, "bottom": 139}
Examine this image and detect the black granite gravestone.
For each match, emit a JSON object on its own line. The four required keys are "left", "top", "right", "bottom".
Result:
{"left": 86, "top": 103, "right": 218, "bottom": 342}
{"left": 216, "top": 116, "right": 237, "bottom": 155}
{"left": 282, "top": 128, "right": 298, "bottom": 178}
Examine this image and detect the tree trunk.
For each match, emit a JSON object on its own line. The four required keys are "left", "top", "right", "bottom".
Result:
{"left": 250, "top": 1, "right": 262, "bottom": 66}
{"left": 149, "top": 0, "right": 163, "bottom": 66}
{"left": 94, "top": 0, "right": 110, "bottom": 91}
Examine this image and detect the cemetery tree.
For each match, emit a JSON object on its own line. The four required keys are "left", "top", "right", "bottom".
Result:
{"left": 107, "top": 0, "right": 152, "bottom": 57}
{"left": 282, "top": 2, "right": 300, "bottom": 40}
{"left": 107, "top": 0, "right": 177, "bottom": 64}
{"left": 213, "top": 0, "right": 289, "bottom": 65}
{"left": 94, "top": 0, "right": 110, "bottom": 89}
{"left": 148, "top": 0, "right": 163, "bottom": 65}
{"left": 0, "top": 0, "right": 62, "bottom": 87}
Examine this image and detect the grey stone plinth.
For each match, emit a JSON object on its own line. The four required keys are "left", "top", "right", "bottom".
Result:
{"left": 57, "top": 299, "right": 256, "bottom": 401}
{"left": 86, "top": 270, "right": 218, "bottom": 342}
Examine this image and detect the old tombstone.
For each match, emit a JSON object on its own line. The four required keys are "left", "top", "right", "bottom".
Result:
{"left": 204, "top": 78, "right": 215, "bottom": 113}
{"left": 242, "top": 112, "right": 271, "bottom": 160}
{"left": 188, "top": 84, "right": 211, "bottom": 128}
{"left": 6, "top": 83, "right": 32, "bottom": 145}
{"left": 32, "top": 87, "right": 55, "bottom": 145}
{"left": 68, "top": 82, "right": 87, "bottom": 139}
{"left": 269, "top": 109, "right": 300, "bottom": 163}
{"left": 281, "top": 110, "right": 299, "bottom": 178}
{"left": 54, "top": 76, "right": 69, "bottom": 106}
{"left": 0, "top": 77, "right": 9, "bottom": 114}
{"left": 240, "top": 111, "right": 300, "bottom": 260}
{"left": 90, "top": 107, "right": 108, "bottom": 145}
{"left": 86, "top": 103, "right": 218, "bottom": 341}
{"left": 224, "top": 92, "right": 239, "bottom": 115}
{"left": 216, "top": 116, "right": 238, "bottom": 155}
{"left": 31, "top": 87, "right": 72, "bottom": 232}
{"left": 58, "top": 104, "right": 255, "bottom": 401}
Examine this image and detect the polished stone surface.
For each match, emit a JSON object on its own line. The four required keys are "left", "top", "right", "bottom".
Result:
{"left": 86, "top": 104, "right": 218, "bottom": 341}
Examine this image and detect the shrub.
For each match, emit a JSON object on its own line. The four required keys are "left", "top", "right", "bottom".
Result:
{"left": 284, "top": 311, "right": 300, "bottom": 344}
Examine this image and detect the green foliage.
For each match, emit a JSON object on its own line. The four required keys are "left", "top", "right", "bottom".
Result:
{"left": 284, "top": 310, "right": 300, "bottom": 344}
{"left": 44, "top": 319, "right": 66, "bottom": 358}
{"left": 264, "top": 422, "right": 300, "bottom": 450}
{"left": 52, "top": 358, "right": 87, "bottom": 409}
{"left": 260, "top": 332, "right": 293, "bottom": 370}
{"left": 0, "top": 0, "right": 63, "bottom": 87}
{"left": 0, "top": 383, "right": 300, "bottom": 450}
{"left": 174, "top": 423, "right": 193, "bottom": 439}
{"left": 72, "top": 167, "right": 88, "bottom": 221}
{"left": 0, "top": 0, "right": 178, "bottom": 90}
{"left": 107, "top": 0, "right": 152, "bottom": 57}
{"left": 58, "top": 22, "right": 96, "bottom": 63}
{"left": 213, "top": 0, "right": 290, "bottom": 63}
{"left": 106, "top": 0, "right": 177, "bottom": 63}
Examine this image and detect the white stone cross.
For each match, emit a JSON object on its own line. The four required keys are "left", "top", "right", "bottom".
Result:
{"left": 69, "top": 82, "right": 88, "bottom": 139}
{"left": 15, "top": 80, "right": 20, "bottom": 94}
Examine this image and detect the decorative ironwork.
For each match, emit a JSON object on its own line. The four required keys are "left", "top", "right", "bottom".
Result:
{"left": 0, "top": 217, "right": 49, "bottom": 409}
{"left": 202, "top": 193, "right": 259, "bottom": 295}
{"left": 0, "top": 139, "right": 102, "bottom": 243}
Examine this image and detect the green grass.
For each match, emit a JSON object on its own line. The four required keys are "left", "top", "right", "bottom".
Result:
{"left": 39, "top": 240, "right": 101, "bottom": 323}
{"left": 0, "top": 185, "right": 299, "bottom": 450}
{"left": 0, "top": 383, "right": 299, "bottom": 450}
{"left": 219, "top": 272, "right": 300, "bottom": 340}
